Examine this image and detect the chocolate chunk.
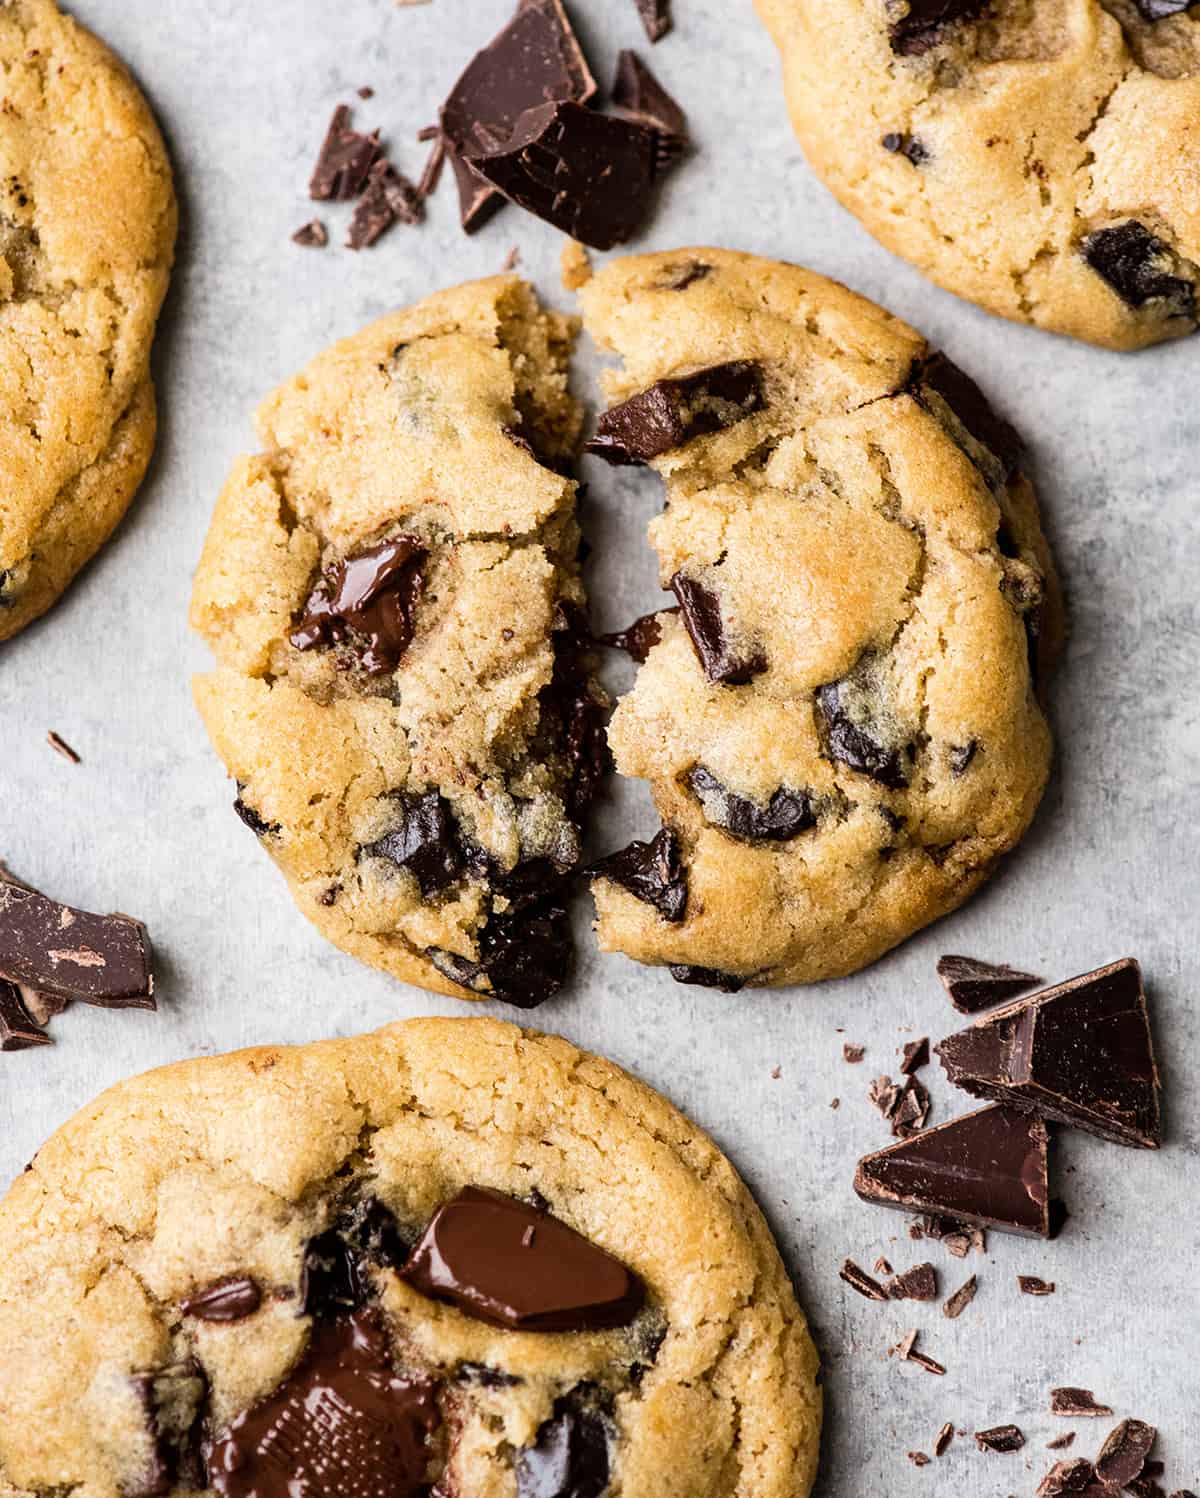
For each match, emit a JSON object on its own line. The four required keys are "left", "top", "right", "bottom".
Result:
{"left": 840, "top": 1258, "right": 889, "bottom": 1301}
{"left": 291, "top": 535, "right": 426, "bottom": 675}
{"left": 599, "top": 606, "right": 678, "bottom": 662}
{"left": 670, "top": 571, "right": 767, "bottom": 685}
{"left": 634, "top": 0, "right": 672, "bottom": 41}
{"left": 882, "top": 132, "right": 928, "bottom": 165}
{"left": 668, "top": 963, "right": 746, "bottom": 992}
{"left": 949, "top": 740, "right": 978, "bottom": 776}
{"left": 0, "top": 979, "right": 50, "bottom": 1050}
{"left": 890, "top": 1262, "right": 938, "bottom": 1301}
{"left": 590, "top": 826, "right": 687, "bottom": 922}
{"left": 901, "top": 1038, "right": 930, "bottom": 1074}
{"left": 687, "top": 766, "right": 816, "bottom": 842}
{"left": 233, "top": 787, "right": 280, "bottom": 838}
{"left": 935, "top": 1423, "right": 954, "bottom": 1457}
{"left": 517, "top": 1399, "right": 610, "bottom": 1498}
{"left": 586, "top": 361, "right": 765, "bottom": 466}
{"left": 854, "top": 1103, "right": 1053, "bottom": 1237}
{"left": 1096, "top": 1420, "right": 1156, "bottom": 1488}
{"left": 1048, "top": 1434, "right": 1078, "bottom": 1451}
{"left": 936, "top": 958, "right": 1161, "bottom": 1148}
{"left": 540, "top": 600, "right": 609, "bottom": 822}
{"left": 46, "top": 730, "right": 81, "bottom": 764}
{"left": 941, "top": 1273, "right": 977, "bottom": 1319}
{"left": 207, "top": 1310, "right": 440, "bottom": 1498}
{"left": 870, "top": 1073, "right": 931, "bottom": 1136}
{"left": 347, "top": 159, "right": 423, "bottom": 248}
{"left": 891, "top": 1330, "right": 946, "bottom": 1375}
{"left": 910, "top": 351, "right": 1023, "bottom": 482}
{"left": 445, "top": 140, "right": 506, "bottom": 233}
{"left": 401, "top": 1186, "right": 643, "bottom": 1331}
{"left": 816, "top": 657, "right": 912, "bottom": 789}
{"left": 1019, "top": 1275, "right": 1055, "bottom": 1295}
{"left": 656, "top": 259, "right": 712, "bottom": 291}
{"left": 1039, "top": 1459, "right": 1102, "bottom": 1497}
{"left": 309, "top": 104, "right": 383, "bottom": 201}
{"left": 1082, "top": 223, "right": 1196, "bottom": 320}
{"left": 180, "top": 1277, "right": 262, "bottom": 1323}
{"left": 362, "top": 792, "right": 463, "bottom": 895}
{"left": 844, "top": 1043, "right": 866, "bottom": 1064}
{"left": 292, "top": 219, "right": 327, "bottom": 247}
{"left": 0, "top": 877, "right": 154, "bottom": 1007}
{"left": 131, "top": 1361, "right": 207, "bottom": 1497}
{"left": 976, "top": 1425, "right": 1025, "bottom": 1453}
{"left": 1050, "top": 1388, "right": 1114, "bottom": 1417}
{"left": 889, "top": 0, "right": 989, "bottom": 54}
{"left": 300, "top": 1228, "right": 366, "bottom": 1318}
{"left": 612, "top": 49, "right": 687, "bottom": 142}
{"left": 936, "top": 954, "right": 1042, "bottom": 1013}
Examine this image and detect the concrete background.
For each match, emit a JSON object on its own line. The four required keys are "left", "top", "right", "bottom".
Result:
{"left": 1, "top": 0, "right": 1197, "bottom": 1490}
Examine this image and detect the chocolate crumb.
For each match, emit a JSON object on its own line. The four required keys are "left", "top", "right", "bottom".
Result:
{"left": 830, "top": 1098, "right": 841, "bottom": 1109}
{"left": 46, "top": 730, "right": 80, "bottom": 764}
{"left": 358, "top": 86, "right": 375, "bottom": 99}
{"left": 1038, "top": 1458, "right": 1099, "bottom": 1496}
{"left": 891, "top": 1329, "right": 946, "bottom": 1375}
{"left": 634, "top": 0, "right": 672, "bottom": 41}
{"left": 840, "top": 1258, "right": 889, "bottom": 1302}
{"left": 1047, "top": 1434, "right": 1077, "bottom": 1451}
{"left": 934, "top": 1423, "right": 954, "bottom": 1457}
{"left": 874, "top": 1257, "right": 894, "bottom": 1276}
{"left": 1050, "top": 1388, "right": 1114, "bottom": 1418}
{"left": 347, "top": 159, "right": 423, "bottom": 249}
{"left": 909, "top": 1452, "right": 931, "bottom": 1467}
{"left": 292, "top": 219, "right": 328, "bottom": 248}
{"left": 975, "top": 1425, "right": 1025, "bottom": 1453}
{"left": 900, "top": 1037, "right": 930, "bottom": 1074}
{"left": 1019, "top": 1275, "right": 1056, "bottom": 1295}
{"left": 844, "top": 1043, "right": 866, "bottom": 1063}
{"left": 942, "top": 1274, "right": 978, "bottom": 1319}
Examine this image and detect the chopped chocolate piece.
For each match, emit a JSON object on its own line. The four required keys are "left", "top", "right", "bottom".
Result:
{"left": 544, "top": 605, "right": 610, "bottom": 821}
{"left": 668, "top": 963, "right": 746, "bottom": 992}
{"left": 1096, "top": 1420, "right": 1157, "bottom": 1489}
{"left": 1050, "top": 1388, "right": 1114, "bottom": 1417}
{"left": 870, "top": 1073, "right": 931, "bottom": 1136}
{"left": 233, "top": 788, "right": 280, "bottom": 838}
{"left": 910, "top": 351, "right": 1023, "bottom": 481}
{"left": 347, "top": 159, "right": 423, "bottom": 249}
{"left": 0, "top": 877, "right": 154, "bottom": 1007}
{"left": 874, "top": 1256, "right": 894, "bottom": 1275}
{"left": 587, "top": 361, "right": 765, "bottom": 466}
{"left": 687, "top": 765, "right": 816, "bottom": 843}
{"left": 909, "top": 1350, "right": 947, "bottom": 1376}
{"left": 402, "top": 1186, "right": 643, "bottom": 1331}
{"left": 612, "top": 49, "right": 687, "bottom": 142}
{"left": 976, "top": 1425, "right": 1025, "bottom": 1453}
{"left": 870, "top": 1075, "right": 902, "bottom": 1116}
{"left": 937, "top": 958, "right": 1161, "bottom": 1148}
{"left": 657, "top": 259, "right": 712, "bottom": 291}
{"left": 941, "top": 1273, "right": 977, "bottom": 1319}
{"left": 517, "top": 1398, "right": 610, "bottom": 1498}
{"left": 46, "top": 730, "right": 81, "bottom": 764}
{"left": 1038, "top": 1459, "right": 1101, "bottom": 1496}
{"left": 0, "top": 979, "right": 50, "bottom": 1050}
{"left": 854, "top": 1103, "right": 1053, "bottom": 1237}
{"left": 889, "top": 0, "right": 990, "bottom": 55}
{"left": 291, "top": 535, "right": 426, "bottom": 674}
{"left": 840, "top": 1258, "right": 889, "bottom": 1302}
{"left": 1082, "top": 222, "right": 1196, "bottom": 321}
{"left": 362, "top": 791, "right": 463, "bottom": 895}
{"left": 909, "top": 1451, "right": 931, "bottom": 1467}
{"left": 936, "top": 953, "right": 1042, "bottom": 1013}
{"left": 815, "top": 657, "right": 912, "bottom": 789}
{"left": 890, "top": 1262, "right": 938, "bottom": 1301}
{"left": 901, "top": 1038, "right": 931, "bottom": 1074}
{"left": 882, "top": 132, "right": 928, "bottom": 165}
{"left": 416, "top": 133, "right": 446, "bottom": 201}
{"left": 444, "top": 140, "right": 506, "bottom": 232}
{"left": 1127, "top": 1480, "right": 1167, "bottom": 1498}
{"left": 131, "top": 1361, "right": 207, "bottom": 1497}
{"left": 292, "top": 219, "right": 328, "bottom": 247}
{"left": 949, "top": 740, "right": 978, "bottom": 776}
{"left": 358, "top": 85, "right": 375, "bottom": 99}
{"left": 207, "top": 1310, "right": 440, "bottom": 1497}
{"left": 844, "top": 1043, "right": 866, "bottom": 1064}
{"left": 1048, "top": 1435, "right": 1078, "bottom": 1451}
{"left": 590, "top": 826, "right": 687, "bottom": 922}
{"left": 180, "top": 1277, "right": 263, "bottom": 1323}
{"left": 1019, "top": 1275, "right": 1055, "bottom": 1295}
{"left": 670, "top": 571, "right": 767, "bottom": 686}
{"left": 309, "top": 104, "right": 383, "bottom": 201}
{"left": 599, "top": 606, "right": 678, "bottom": 662}
{"left": 634, "top": 0, "right": 672, "bottom": 42}
{"left": 891, "top": 1330, "right": 946, "bottom": 1375}
{"left": 935, "top": 1423, "right": 954, "bottom": 1457}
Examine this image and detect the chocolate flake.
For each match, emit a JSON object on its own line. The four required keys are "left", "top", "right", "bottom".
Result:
{"left": 612, "top": 49, "right": 687, "bottom": 143}
{"left": 1082, "top": 222, "right": 1196, "bottom": 321}
{"left": 870, "top": 1073, "right": 931, "bottom": 1137}
{"left": 840, "top": 1258, "right": 889, "bottom": 1302}
{"left": 347, "top": 160, "right": 423, "bottom": 249}
{"left": 935, "top": 1423, "right": 954, "bottom": 1457}
{"left": 909, "top": 1451, "right": 931, "bottom": 1467}
{"left": 687, "top": 765, "right": 816, "bottom": 843}
{"left": 517, "top": 1397, "right": 610, "bottom": 1498}
{"left": 292, "top": 219, "right": 328, "bottom": 247}
{"left": 1019, "top": 1275, "right": 1056, "bottom": 1295}
{"left": 291, "top": 535, "right": 426, "bottom": 674}
{"left": 670, "top": 571, "right": 767, "bottom": 686}
{"left": 309, "top": 104, "right": 383, "bottom": 200}
{"left": 942, "top": 1273, "right": 978, "bottom": 1318}
{"left": 976, "top": 1424, "right": 1025, "bottom": 1453}
{"left": 587, "top": 361, "right": 765, "bottom": 466}
{"left": 936, "top": 953, "right": 1042, "bottom": 1013}
{"left": 668, "top": 963, "right": 746, "bottom": 992}
{"left": 634, "top": 0, "right": 672, "bottom": 42}
{"left": 46, "top": 730, "right": 81, "bottom": 764}
{"left": 889, "top": 0, "right": 990, "bottom": 55}
{"left": 1050, "top": 1388, "right": 1114, "bottom": 1417}
{"left": 882, "top": 131, "right": 928, "bottom": 165}
{"left": 890, "top": 1262, "right": 938, "bottom": 1301}
{"left": 0, "top": 875, "right": 154, "bottom": 1007}
{"left": 1096, "top": 1419, "right": 1157, "bottom": 1488}
{"left": 0, "top": 979, "right": 50, "bottom": 1050}
{"left": 892, "top": 1329, "right": 946, "bottom": 1375}
{"left": 589, "top": 826, "right": 688, "bottom": 922}
{"left": 1047, "top": 1434, "right": 1078, "bottom": 1451}
{"left": 362, "top": 791, "right": 463, "bottom": 896}
{"left": 844, "top": 1043, "right": 866, "bottom": 1064}
{"left": 901, "top": 1038, "right": 931, "bottom": 1074}
{"left": 1038, "top": 1458, "right": 1100, "bottom": 1496}
{"left": 180, "top": 1277, "right": 263, "bottom": 1323}
{"left": 599, "top": 606, "right": 678, "bottom": 662}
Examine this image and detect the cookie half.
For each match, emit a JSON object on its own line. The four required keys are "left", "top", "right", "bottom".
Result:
{"left": 584, "top": 248, "right": 1056, "bottom": 990}
{"left": 0, "top": 1017, "right": 821, "bottom": 1497}
{"left": 191, "top": 277, "right": 604, "bottom": 1006}
{"left": 0, "top": 0, "right": 176, "bottom": 640}
{"left": 756, "top": 0, "right": 1200, "bottom": 350}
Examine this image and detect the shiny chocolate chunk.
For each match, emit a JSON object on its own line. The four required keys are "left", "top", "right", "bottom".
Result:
{"left": 670, "top": 572, "right": 767, "bottom": 686}
{"left": 976, "top": 1424, "right": 1025, "bottom": 1453}
{"left": 347, "top": 159, "right": 423, "bottom": 249}
{"left": 590, "top": 827, "right": 687, "bottom": 922}
{"left": 291, "top": 536, "right": 426, "bottom": 675}
{"left": 634, "top": 0, "right": 672, "bottom": 41}
{"left": 0, "top": 877, "right": 154, "bottom": 1007}
{"left": 599, "top": 606, "right": 678, "bottom": 663}
{"left": 668, "top": 963, "right": 746, "bottom": 992}
{"left": 401, "top": 1186, "right": 644, "bottom": 1331}
{"left": 910, "top": 351, "right": 1022, "bottom": 481}
{"left": 308, "top": 104, "right": 383, "bottom": 201}
{"left": 0, "top": 979, "right": 50, "bottom": 1050}
{"left": 207, "top": 1310, "right": 440, "bottom": 1498}
{"left": 1097, "top": 1420, "right": 1157, "bottom": 1489}
{"left": 612, "top": 49, "right": 687, "bottom": 143}
{"left": 300, "top": 1228, "right": 367, "bottom": 1318}
{"left": 882, "top": 132, "right": 928, "bottom": 165}
{"left": 889, "top": 0, "right": 989, "bottom": 53}
{"left": 687, "top": 765, "right": 815, "bottom": 842}
{"left": 518, "top": 1401, "right": 611, "bottom": 1498}
{"left": 936, "top": 953, "right": 1042, "bottom": 1013}
{"left": 815, "top": 659, "right": 912, "bottom": 788}
{"left": 545, "top": 602, "right": 610, "bottom": 821}
{"left": 586, "top": 361, "right": 764, "bottom": 466}
{"left": 362, "top": 792, "right": 463, "bottom": 895}
{"left": 1082, "top": 223, "right": 1196, "bottom": 320}
{"left": 936, "top": 958, "right": 1161, "bottom": 1148}
{"left": 180, "top": 1276, "right": 262, "bottom": 1323}
{"left": 854, "top": 1103, "right": 1054, "bottom": 1237}
{"left": 233, "top": 784, "right": 280, "bottom": 838}
{"left": 131, "top": 1361, "right": 207, "bottom": 1498}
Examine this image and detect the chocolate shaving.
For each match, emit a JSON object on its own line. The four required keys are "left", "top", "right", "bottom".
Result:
{"left": 840, "top": 1258, "right": 889, "bottom": 1302}
{"left": 936, "top": 953, "right": 1042, "bottom": 1013}
{"left": 309, "top": 104, "right": 383, "bottom": 200}
{"left": 1019, "top": 1275, "right": 1056, "bottom": 1295}
{"left": 942, "top": 1274, "right": 978, "bottom": 1319}
{"left": 892, "top": 1329, "right": 946, "bottom": 1375}
{"left": 1051, "top": 1388, "right": 1114, "bottom": 1418}
{"left": 291, "top": 536, "right": 426, "bottom": 675}
{"left": 1047, "top": 1435, "right": 1078, "bottom": 1451}
{"left": 46, "top": 730, "right": 81, "bottom": 764}
{"left": 975, "top": 1425, "right": 1025, "bottom": 1453}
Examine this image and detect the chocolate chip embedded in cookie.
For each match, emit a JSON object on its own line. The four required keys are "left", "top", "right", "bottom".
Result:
{"left": 582, "top": 248, "right": 1055, "bottom": 988}
{"left": 0, "top": 1017, "right": 822, "bottom": 1497}
{"left": 190, "top": 275, "right": 601, "bottom": 1005}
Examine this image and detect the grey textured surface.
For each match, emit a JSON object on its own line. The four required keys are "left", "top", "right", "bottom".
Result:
{"left": 1, "top": 0, "right": 1198, "bottom": 1490}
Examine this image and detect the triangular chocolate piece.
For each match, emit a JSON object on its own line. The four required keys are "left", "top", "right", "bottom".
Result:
{"left": 936, "top": 954, "right": 1041, "bottom": 1013}
{"left": 936, "top": 958, "right": 1161, "bottom": 1149}
{"left": 854, "top": 1104, "right": 1054, "bottom": 1238}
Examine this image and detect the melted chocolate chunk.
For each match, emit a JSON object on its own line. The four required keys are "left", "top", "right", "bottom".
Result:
{"left": 180, "top": 1277, "right": 262, "bottom": 1323}
{"left": 634, "top": 0, "right": 673, "bottom": 42}
{"left": 207, "top": 1310, "right": 441, "bottom": 1498}
{"left": 612, "top": 49, "right": 687, "bottom": 142}
{"left": 976, "top": 1425, "right": 1026, "bottom": 1453}
{"left": 1096, "top": 1420, "right": 1157, "bottom": 1489}
{"left": 1082, "top": 223, "right": 1196, "bottom": 320}
{"left": 936, "top": 958, "right": 1161, "bottom": 1148}
{"left": 0, "top": 877, "right": 154, "bottom": 1007}
{"left": 347, "top": 160, "right": 423, "bottom": 249}
{"left": 309, "top": 104, "right": 383, "bottom": 201}
{"left": 402, "top": 1186, "right": 644, "bottom": 1331}
{"left": 687, "top": 765, "right": 816, "bottom": 842}
{"left": 889, "top": 0, "right": 990, "bottom": 53}
{"left": 936, "top": 953, "right": 1041, "bottom": 1013}
{"left": 362, "top": 792, "right": 463, "bottom": 895}
{"left": 291, "top": 536, "right": 426, "bottom": 675}
{"left": 590, "top": 827, "right": 687, "bottom": 922}
{"left": 233, "top": 785, "right": 280, "bottom": 838}
{"left": 854, "top": 1104, "right": 1054, "bottom": 1237}
{"left": 910, "top": 351, "right": 1023, "bottom": 481}
{"left": 466, "top": 101, "right": 662, "bottom": 251}
{"left": 815, "top": 659, "right": 912, "bottom": 789}
{"left": 668, "top": 963, "right": 746, "bottom": 992}
{"left": 300, "top": 1227, "right": 367, "bottom": 1318}
{"left": 586, "top": 361, "right": 765, "bottom": 466}
{"left": 882, "top": 132, "right": 928, "bottom": 165}
{"left": 670, "top": 572, "right": 767, "bottom": 686}
{"left": 545, "top": 603, "right": 610, "bottom": 821}
{"left": 599, "top": 606, "right": 678, "bottom": 662}
{"left": 517, "top": 1398, "right": 611, "bottom": 1498}
{"left": 131, "top": 1361, "right": 207, "bottom": 1498}
{"left": 0, "top": 979, "right": 50, "bottom": 1050}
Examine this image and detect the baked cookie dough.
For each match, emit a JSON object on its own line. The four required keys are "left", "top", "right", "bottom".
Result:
{"left": 756, "top": 0, "right": 1200, "bottom": 349}
{"left": 0, "top": 0, "right": 176, "bottom": 641}
{"left": 0, "top": 1017, "right": 822, "bottom": 1497}
{"left": 191, "top": 276, "right": 604, "bottom": 1007}
{"left": 584, "top": 248, "right": 1056, "bottom": 990}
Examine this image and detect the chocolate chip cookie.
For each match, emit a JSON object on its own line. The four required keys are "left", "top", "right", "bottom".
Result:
{"left": 757, "top": 0, "right": 1200, "bottom": 349}
{"left": 0, "top": 1017, "right": 822, "bottom": 1496}
{"left": 584, "top": 248, "right": 1056, "bottom": 990}
{"left": 190, "top": 276, "right": 603, "bottom": 1007}
{"left": 0, "top": 0, "right": 176, "bottom": 641}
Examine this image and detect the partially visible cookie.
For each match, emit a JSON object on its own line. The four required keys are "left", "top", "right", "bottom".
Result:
{"left": 0, "top": 0, "right": 176, "bottom": 640}
{"left": 583, "top": 248, "right": 1056, "bottom": 990}
{"left": 191, "top": 276, "right": 604, "bottom": 1006}
{"left": 0, "top": 1017, "right": 822, "bottom": 1497}
{"left": 756, "top": 0, "right": 1200, "bottom": 350}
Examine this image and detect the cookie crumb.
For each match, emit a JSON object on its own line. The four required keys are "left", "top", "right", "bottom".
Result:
{"left": 561, "top": 238, "right": 593, "bottom": 290}
{"left": 46, "top": 730, "right": 80, "bottom": 764}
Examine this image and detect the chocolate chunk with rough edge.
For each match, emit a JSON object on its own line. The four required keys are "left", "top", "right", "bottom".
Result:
{"left": 308, "top": 104, "right": 383, "bottom": 201}
{"left": 544, "top": 602, "right": 610, "bottom": 822}
{"left": 936, "top": 958, "right": 1161, "bottom": 1148}
{"left": 362, "top": 792, "right": 463, "bottom": 896}
{"left": 1019, "top": 1274, "right": 1055, "bottom": 1295}
{"left": 0, "top": 979, "right": 50, "bottom": 1050}
{"left": 233, "top": 785, "right": 280, "bottom": 838}
{"left": 445, "top": 140, "right": 506, "bottom": 233}
{"left": 1038, "top": 1459, "right": 1104, "bottom": 1497}
{"left": 600, "top": 606, "right": 679, "bottom": 662}
{"left": 668, "top": 963, "right": 746, "bottom": 992}
{"left": 941, "top": 1273, "right": 977, "bottom": 1318}
{"left": 401, "top": 1186, "right": 643, "bottom": 1331}
{"left": 687, "top": 765, "right": 816, "bottom": 843}
{"left": 854, "top": 1103, "right": 1053, "bottom": 1237}
{"left": 517, "top": 1399, "right": 610, "bottom": 1498}
{"left": 1051, "top": 1388, "right": 1113, "bottom": 1417}
{"left": 901, "top": 1038, "right": 930, "bottom": 1074}
{"left": 634, "top": 0, "right": 673, "bottom": 42}
{"left": 1096, "top": 1420, "right": 1157, "bottom": 1489}
{"left": 587, "top": 361, "right": 765, "bottom": 465}
{"left": 910, "top": 351, "right": 1023, "bottom": 480}
{"left": 889, "top": 0, "right": 989, "bottom": 53}
{"left": 670, "top": 572, "right": 767, "bottom": 686}
{"left": 936, "top": 953, "right": 1042, "bottom": 1013}
{"left": 300, "top": 1228, "right": 366, "bottom": 1318}
{"left": 612, "top": 49, "right": 687, "bottom": 142}
{"left": 976, "top": 1425, "right": 1025, "bottom": 1453}
{"left": 882, "top": 132, "right": 929, "bottom": 165}
{"left": 890, "top": 1262, "right": 938, "bottom": 1301}
{"left": 130, "top": 1361, "right": 207, "bottom": 1497}
{"left": 291, "top": 219, "right": 327, "bottom": 248}
{"left": 180, "top": 1277, "right": 262, "bottom": 1323}
{"left": 347, "top": 159, "right": 423, "bottom": 249}
{"left": 1082, "top": 223, "right": 1197, "bottom": 320}
{"left": 291, "top": 535, "right": 426, "bottom": 675}
{"left": 840, "top": 1258, "right": 889, "bottom": 1301}
{"left": 207, "top": 1309, "right": 441, "bottom": 1498}
{"left": 949, "top": 740, "right": 978, "bottom": 776}
{"left": 0, "top": 878, "right": 154, "bottom": 1008}
{"left": 590, "top": 827, "right": 687, "bottom": 922}
{"left": 815, "top": 659, "right": 912, "bottom": 789}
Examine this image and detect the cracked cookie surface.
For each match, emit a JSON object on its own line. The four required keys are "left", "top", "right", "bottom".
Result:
{"left": 584, "top": 248, "right": 1055, "bottom": 989}
{"left": 190, "top": 276, "right": 603, "bottom": 1006}
{"left": 0, "top": 1016, "right": 821, "bottom": 1497}
{"left": 756, "top": 0, "right": 1200, "bottom": 349}
{"left": 0, "top": 0, "right": 176, "bottom": 641}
